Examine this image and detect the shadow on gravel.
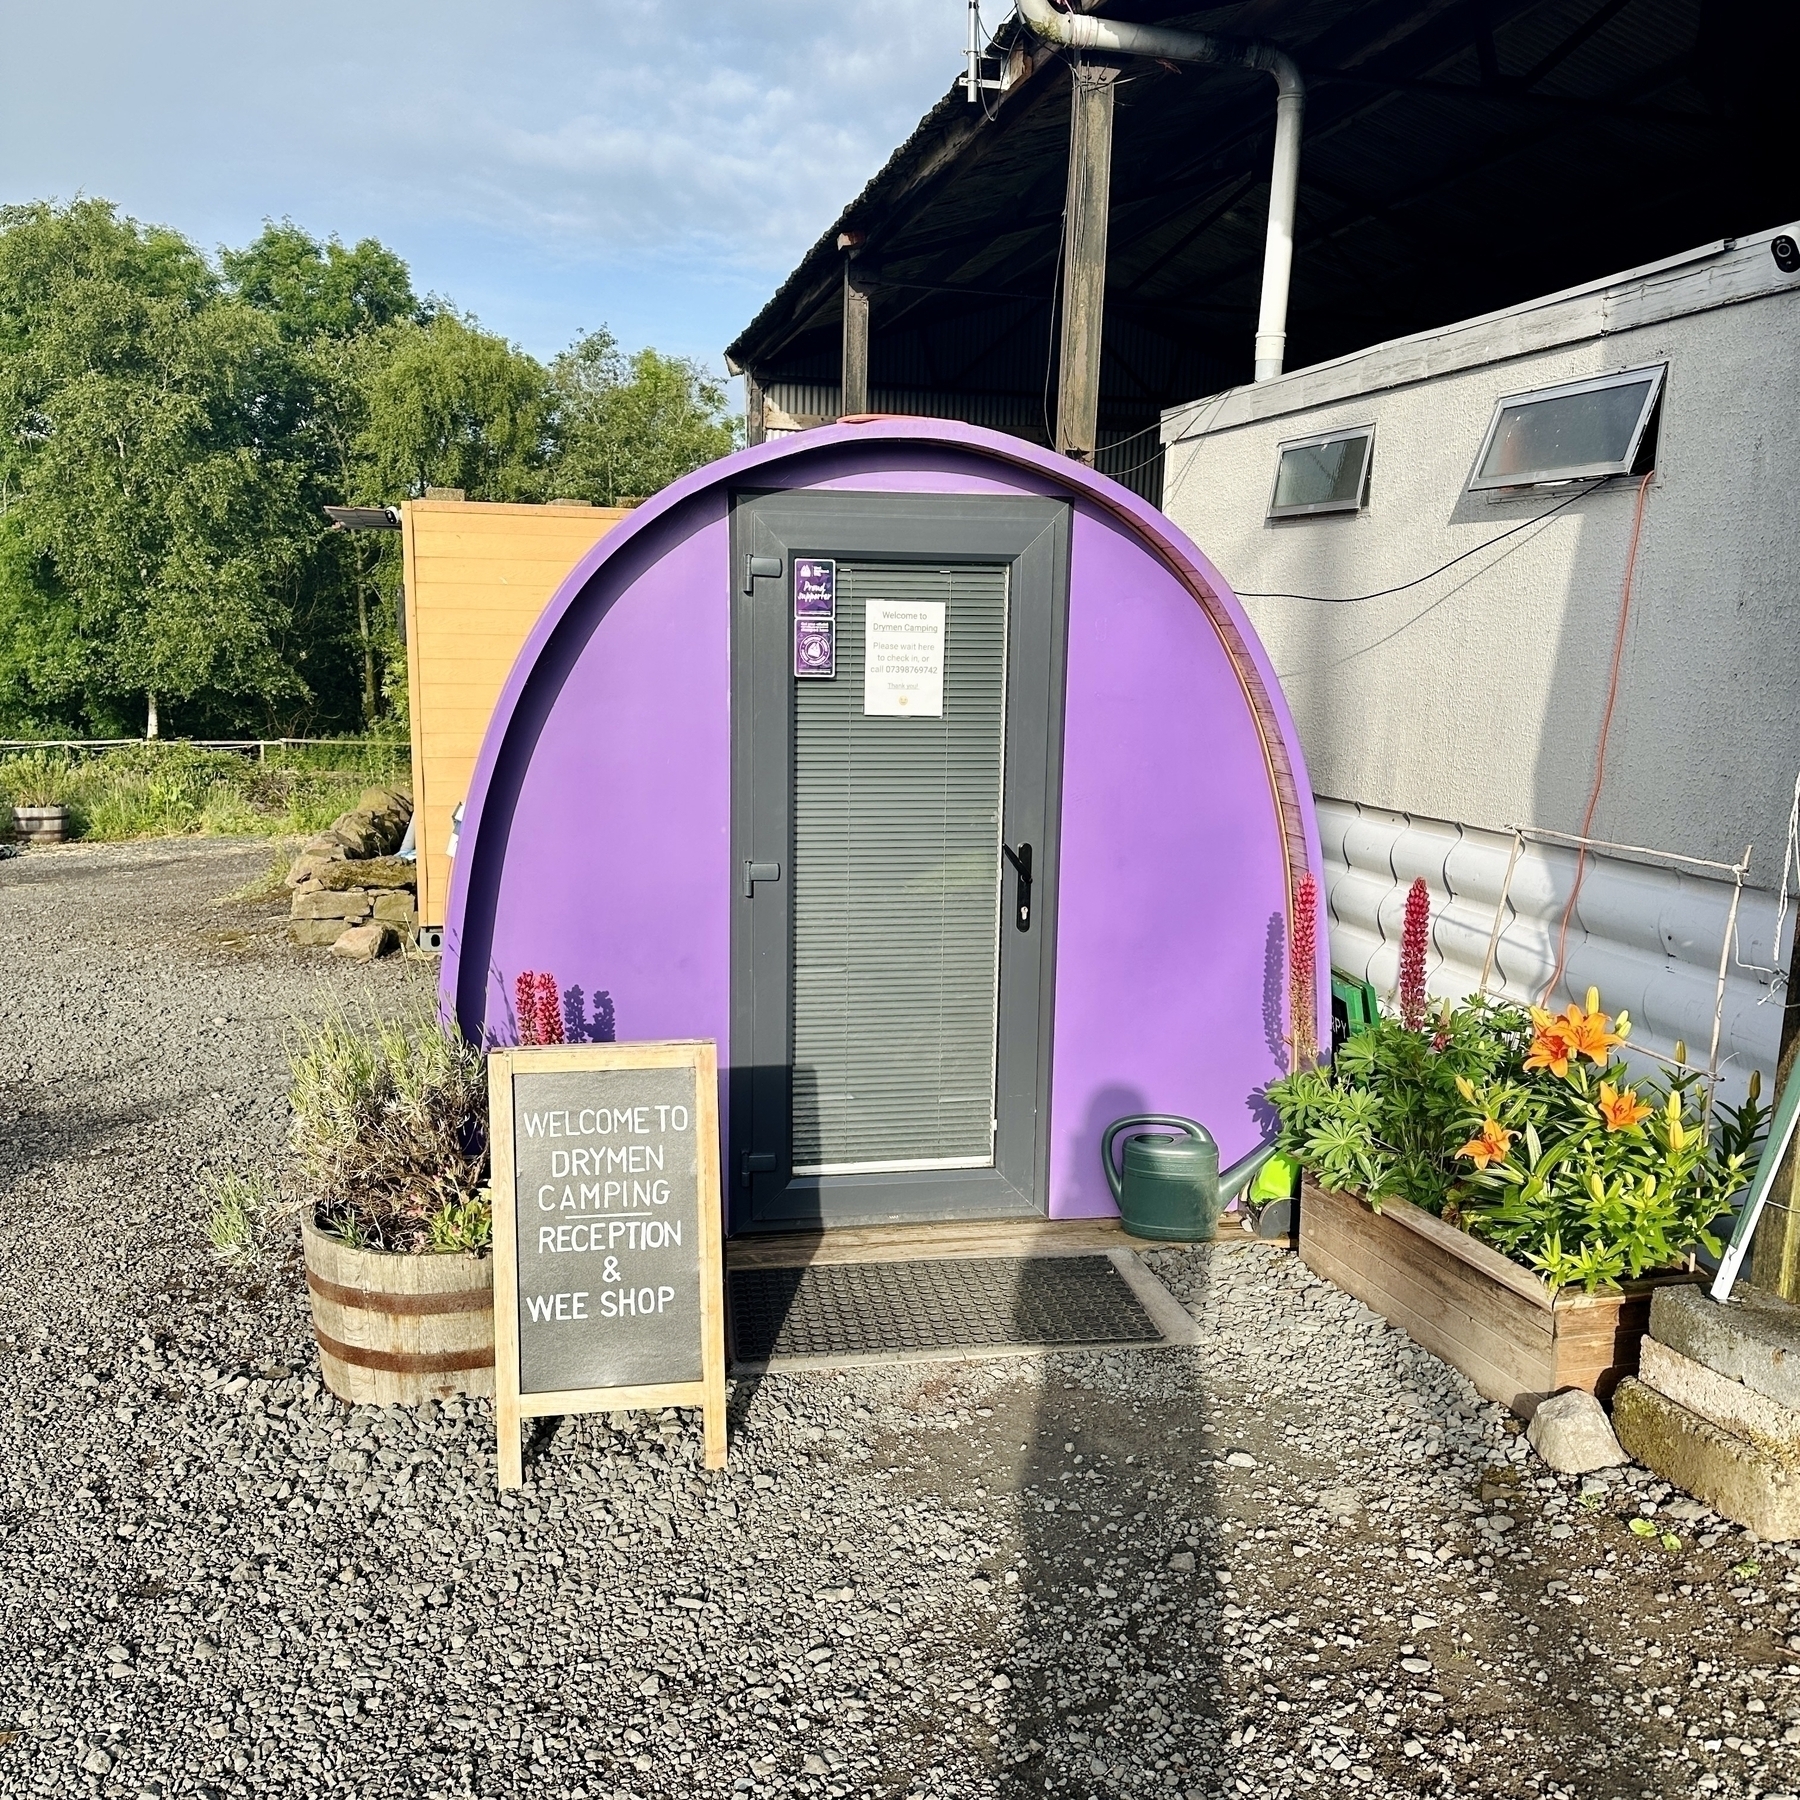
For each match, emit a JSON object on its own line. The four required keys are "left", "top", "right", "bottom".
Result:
{"left": 0, "top": 1086, "right": 164, "bottom": 1188}
{"left": 993, "top": 1249, "right": 1223, "bottom": 1799}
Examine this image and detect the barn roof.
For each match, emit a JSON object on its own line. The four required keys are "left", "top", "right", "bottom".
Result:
{"left": 726, "top": 0, "right": 1793, "bottom": 497}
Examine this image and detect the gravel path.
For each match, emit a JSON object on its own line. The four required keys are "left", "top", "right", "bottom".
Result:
{"left": 3, "top": 839, "right": 1800, "bottom": 1800}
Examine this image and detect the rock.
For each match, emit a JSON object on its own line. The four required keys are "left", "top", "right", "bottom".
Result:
{"left": 82, "top": 1748, "right": 113, "bottom": 1775}
{"left": 285, "top": 853, "right": 343, "bottom": 888}
{"left": 1225, "top": 1450, "right": 1257, "bottom": 1469}
{"left": 330, "top": 922, "right": 399, "bottom": 962}
{"left": 299, "top": 833, "right": 350, "bottom": 861}
{"left": 1166, "top": 1551, "right": 1195, "bottom": 1573}
{"left": 287, "top": 919, "right": 350, "bottom": 949}
{"left": 290, "top": 889, "right": 372, "bottom": 922}
{"left": 1526, "top": 1388, "right": 1628, "bottom": 1474}
{"left": 359, "top": 786, "right": 413, "bottom": 822}
{"left": 1317, "top": 1486, "right": 1362, "bottom": 1519}
{"left": 1649, "top": 1285, "right": 1800, "bottom": 1414}
{"left": 370, "top": 890, "right": 417, "bottom": 926}
{"left": 315, "top": 856, "right": 417, "bottom": 893}
{"left": 1613, "top": 1377, "right": 1800, "bottom": 1540}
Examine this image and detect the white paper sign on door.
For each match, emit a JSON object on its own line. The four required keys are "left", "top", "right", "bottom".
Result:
{"left": 863, "top": 600, "right": 945, "bottom": 717}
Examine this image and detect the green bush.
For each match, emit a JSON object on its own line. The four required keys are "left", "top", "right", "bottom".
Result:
{"left": 0, "top": 739, "right": 409, "bottom": 841}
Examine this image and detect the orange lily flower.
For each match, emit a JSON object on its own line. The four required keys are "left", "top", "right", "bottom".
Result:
{"left": 1457, "top": 1118, "right": 1513, "bottom": 1169}
{"left": 1597, "top": 1082, "right": 1653, "bottom": 1132}
{"left": 1526, "top": 994, "right": 1625, "bottom": 1078}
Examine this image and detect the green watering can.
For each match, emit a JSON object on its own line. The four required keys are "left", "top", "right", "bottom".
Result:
{"left": 1102, "top": 1115, "right": 1280, "bottom": 1243}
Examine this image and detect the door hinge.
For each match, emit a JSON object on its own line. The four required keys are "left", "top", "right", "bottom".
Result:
{"left": 743, "top": 859, "right": 781, "bottom": 899}
{"left": 743, "top": 553, "right": 784, "bottom": 594}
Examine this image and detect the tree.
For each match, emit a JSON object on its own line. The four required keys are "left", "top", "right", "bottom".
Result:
{"left": 357, "top": 312, "right": 553, "bottom": 504}
{"left": 0, "top": 200, "right": 327, "bottom": 735}
{"left": 547, "top": 328, "right": 738, "bottom": 506}
{"left": 222, "top": 222, "right": 421, "bottom": 342}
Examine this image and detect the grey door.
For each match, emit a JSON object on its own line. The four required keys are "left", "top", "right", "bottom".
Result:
{"left": 730, "top": 492, "right": 1070, "bottom": 1229}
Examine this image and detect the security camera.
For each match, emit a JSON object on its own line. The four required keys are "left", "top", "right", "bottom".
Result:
{"left": 1773, "top": 235, "right": 1800, "bottom": 274}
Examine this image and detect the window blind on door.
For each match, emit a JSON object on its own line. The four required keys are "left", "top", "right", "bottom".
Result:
{"left": 791, "top": 562, "right": 1008, "bottom": 1174}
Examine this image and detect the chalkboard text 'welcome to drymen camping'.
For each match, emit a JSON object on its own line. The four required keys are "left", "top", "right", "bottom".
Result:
{"left": 488, "top": 1040, "right": 727, "bottom": 1489}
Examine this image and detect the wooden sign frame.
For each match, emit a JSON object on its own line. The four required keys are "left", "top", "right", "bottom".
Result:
{"left": 488, "top": 1039, "right": 727, "bottom": 1489}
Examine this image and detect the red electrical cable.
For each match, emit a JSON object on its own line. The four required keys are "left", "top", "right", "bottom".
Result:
{"left": 1542, "top": 469, "right": 1655, "bottom": 1006}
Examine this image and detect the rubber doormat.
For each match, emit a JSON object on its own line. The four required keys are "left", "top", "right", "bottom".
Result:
{"left": 728, "top": 1255, "right": 1159, "bottom": 1365}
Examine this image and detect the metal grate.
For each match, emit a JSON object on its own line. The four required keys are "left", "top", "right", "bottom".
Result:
{"left": 728, "top": 1255, "right": 1159, "bottom": 1363}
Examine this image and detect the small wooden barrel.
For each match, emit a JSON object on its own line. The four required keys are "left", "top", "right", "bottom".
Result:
{"left": 301, "top": 1216, "right": 495, "bottom": 1405}
{"left": 11, "top": 805, "right": 69, "bottom": 845}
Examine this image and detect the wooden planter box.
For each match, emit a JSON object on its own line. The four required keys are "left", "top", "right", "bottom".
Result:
{"left": 302, "top": 1217, "right": 495, "bottom": 1406}
{"left": 1299, "top": 1178, "right": 1697, "bottom": 1419}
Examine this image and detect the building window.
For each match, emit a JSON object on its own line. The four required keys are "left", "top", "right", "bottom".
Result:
{"left": 1469, "top": 365, "right": 1664, "bottom": 491}
{"left": 1267, "top": 426, "right": 1374, "bottom": 519}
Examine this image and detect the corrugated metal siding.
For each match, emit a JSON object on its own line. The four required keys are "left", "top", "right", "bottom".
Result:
{"left": 791, "top": 562, "right": 1009, "bottom": 1173}
{"left": 761, "top": 383, "right": 1167, "bottom": 504}
{"left": 1319, "top": 796, "right": 1788, "bottom": 1106}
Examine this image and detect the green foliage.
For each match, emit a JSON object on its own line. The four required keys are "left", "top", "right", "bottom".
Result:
{"left": 1267, "top": 1001, "right": 1526, "bottom": 1211}
{"left": 0, "top": 201, "right": 739, "bottom": 740}
{"left": 0, "top": 740, "right": 408, "bottom": 840}
{"left": 289, "top": 1006, "right": 490, "bottom": 1254}
{"left": 205, "top": 1168, "right": 275, "bottom": 1261}
{"left": 1268, "top": 995, "right": 1767, "bottom": 1294}
{"left": 547, "top": 328, "right": 739, "bottom": 505}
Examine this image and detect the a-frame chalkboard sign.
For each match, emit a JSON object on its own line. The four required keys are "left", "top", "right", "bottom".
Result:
{"left": 488, "top": 1039, "right": 728, "bottom": 1489}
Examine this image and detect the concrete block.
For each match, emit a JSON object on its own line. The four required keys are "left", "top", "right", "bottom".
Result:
{"left": 290, "top": 889, "right": 371, "bottom": 922}
{"left": 1612, "top": 1377, "right": 1800, "bottom": 1541}
{"left": 370, "top": 890, "right": 416, "bottom": 926}
{"left": 331, "top": 922, "right": 399, "bottom": 962}
{"left": 1638, "top": 1336, "right": 1800, "bottom": 1462}
{"left": 1526, "top": 1388, "right": 1627, "bottom": 1473}
{"left": 287, "top": 918, "right": 348, "bottom": 949}
{"left": 1649, "top": 1284, "right": 1800, "bottom": 1413}
{"left": 315, "top": 855, "right": 416, "bottom": 893}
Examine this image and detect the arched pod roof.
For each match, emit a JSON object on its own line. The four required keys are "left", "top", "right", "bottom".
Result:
{"left": 443, "top": 419, "right": 1325, "bottom": 1219}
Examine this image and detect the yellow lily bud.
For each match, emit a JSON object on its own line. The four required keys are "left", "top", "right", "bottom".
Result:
{"left": 1674, "top": 1039, "right": 1688, "bottom": 1066}
{"left": 1585, "top": 987, "right": 1600, "bottom": 1016}
{"left": 1616, "top": 1009, "right": 1632, "bottom": 1041}
{"left": 1455, "top": 1075, "right": 1475, "bottom": 1102}
{"left": 1751, "top": 1070, "right": 1763, "bottom": 1104}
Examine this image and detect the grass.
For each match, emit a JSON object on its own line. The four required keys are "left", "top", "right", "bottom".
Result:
{"left": 205, "top": 1169, "right": 276, "bottom": 1262}
{"left": 0, "top": 740, "right": 410, "bottom": 843}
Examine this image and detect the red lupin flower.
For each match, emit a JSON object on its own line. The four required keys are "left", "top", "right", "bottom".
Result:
{"left": 1399, "top": 878, "right": 1430, "bottom": 1031}
{"left": 1290, "top": 872, "right": 1319, "bottom": 1069}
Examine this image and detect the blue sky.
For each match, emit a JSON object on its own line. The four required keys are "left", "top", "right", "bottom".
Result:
{"left": 0, "top": 0, "right": 972, "bottom": 376}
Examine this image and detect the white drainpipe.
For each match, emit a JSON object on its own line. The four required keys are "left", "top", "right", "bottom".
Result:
{"left": 1013, "top": 0, "right": 1305, "bottom": 381}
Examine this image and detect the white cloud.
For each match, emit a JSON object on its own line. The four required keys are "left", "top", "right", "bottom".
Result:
{"left": 0, "top": 0, "right": 972, "bottom": 360}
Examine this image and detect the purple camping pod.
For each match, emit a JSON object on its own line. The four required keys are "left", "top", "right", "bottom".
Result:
{"left": 443, "top": 420, "right": 1327, "bottom": 1232}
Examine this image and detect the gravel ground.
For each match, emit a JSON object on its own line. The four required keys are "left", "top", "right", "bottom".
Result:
{"left": 4, "top": 839, "right": 1800, "bottom": 1800}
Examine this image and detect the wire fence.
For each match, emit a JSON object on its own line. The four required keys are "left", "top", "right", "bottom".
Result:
{"left": 0, "top": 738, "right": 405, "bottom": 762}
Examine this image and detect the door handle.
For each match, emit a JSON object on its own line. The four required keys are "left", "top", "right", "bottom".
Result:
{"left": 743, "top": 859, "right": 781, "bottom": 899}
{"left": 1002, "top": 841, "right": 1033, "bottom": 932}
{"left": 740, "top": 1150, "right": 778, "bottom": 1187}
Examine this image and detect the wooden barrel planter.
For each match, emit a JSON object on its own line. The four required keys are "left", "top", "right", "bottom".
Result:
{"left": 1299, "top": 1178, "right": 1698, "bottom": 1420}
{"left": 11, "top": 805, "right": 69, "bottom": 845}
{"left": 301, "top": 1216, "right": 495, "bottom": 1405}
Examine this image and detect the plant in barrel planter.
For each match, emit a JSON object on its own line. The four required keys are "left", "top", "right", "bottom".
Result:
{"left": 289, "top": 1010, "right": 495, "bottom": 1405}
{"left": 1268, "top": 883, "right": 1768, "bottom": 1415}
{"left": 3, "top": 750, "right": 75, "bottom": 844}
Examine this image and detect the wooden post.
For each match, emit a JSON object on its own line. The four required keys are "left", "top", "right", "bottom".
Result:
{"left": 744, "top": 371, "right": 767, "bottom": 447}
{"left": 840, "top": 263, "right": 871, "bottom": 418}
{"left": 1750, "top": 918, "right": 1800, "bottom": 1297}
{"left": 1055, "top": 62, "right": 1119, "bottom": 462}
